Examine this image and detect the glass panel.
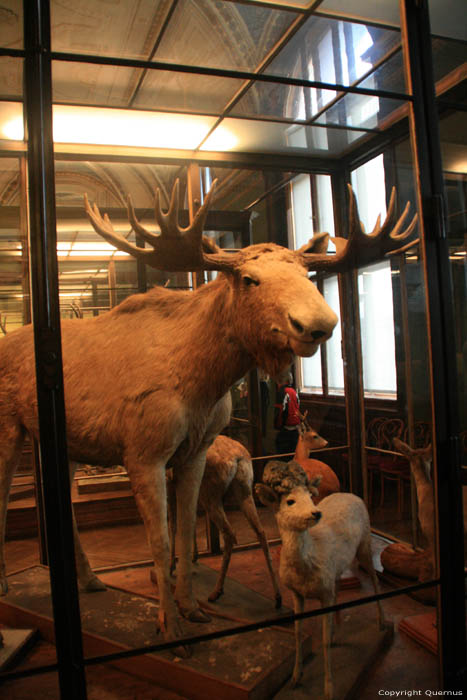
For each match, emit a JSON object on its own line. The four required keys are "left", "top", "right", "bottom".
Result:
{"left": 201, "top": 117, "right": 369, "bottom": 155}
{"left": 431, "top": 36, "right": 467, "bottom": 86}
{"left": 0, "top": 0, "right": 22, "bottom": 49}
{"left": 324, "top": 276, "right": 344, "bottom": 393}
{"left": 265, "top": 14, "right": 402, "bottom": 92}
{"left": 319, "top": 0, "right": 400, "bottom": 27}
{"left": 0, "top": 101, "right": 23, "bottom": 140}
{"left": 428, "top": 0, "right": 466, "bottom": 41}
{"left": 153, "top": 0, "right": 298, "bottom": 72}
{"left": 358, "top": 261, "right": 397, "bottom": 397}
{"left": 133, "top": 69, "right": 243, "bottom": 115}
{"left": 49, "top": 102, "right": 217, "bottom": 150}
{"left": 0, "top": 56, "right": 22, "bottom": 100}
{"left": 230, "top": 80, "right": 335, "bottom": 121}
{"left": 51, "top": 0, "right": 168, "bottom": 59}
{"left": 53, "top": 60, "right": 243, "bottom": 115}
{"left": 314, "top": 94, "right": 406, "bottom": 130}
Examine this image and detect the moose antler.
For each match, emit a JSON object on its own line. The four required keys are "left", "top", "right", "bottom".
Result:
{"left": 86, "top": 180, "right": 417, "bottom": 274}
{"left": 298, "top": 185, "right": 418, "bottom": 272}
{"left": 85, "top": 179, "right": 239, "bottom": 273}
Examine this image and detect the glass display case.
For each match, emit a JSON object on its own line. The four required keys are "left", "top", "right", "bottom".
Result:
{"left": 0, "top": 1, "right": 465, "bottom": 698}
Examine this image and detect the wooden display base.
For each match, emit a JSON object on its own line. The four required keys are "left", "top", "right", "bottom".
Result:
{"left": 0, "top": 627, "right": 38, "bottom": 671}
{"left": 399, "top": 612, "right": 437, "bottom": 655}
{"left": 0, "top": 565, "right": 393, "bottom": 699}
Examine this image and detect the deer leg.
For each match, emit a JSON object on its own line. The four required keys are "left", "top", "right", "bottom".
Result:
{"left": 174, "top": 451, "right": 211, "bottom": 623}
{"left": 0, "top": 421, "right": 24, "bottom": 595}
{"left": 291, "top": 591, "right": 305, "bottom": 687}
{"left": 203, "top": 503, "right": 236, "bottom": 603}
{"left": 68, "top": 461, "right": 106, "bottom": 592}
{"left": 237, "top": 493, "right": 282, "bottom": 608}
{"left": 357, "top": 536, "right": 386, "bottom": 629}
{"left": 127, "top": 459, "right": 183, "bottom": 647}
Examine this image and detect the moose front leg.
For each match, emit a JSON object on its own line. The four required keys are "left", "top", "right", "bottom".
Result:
{"left": 174, "top": 451, "right": 211, "bottom": 623}
{"left": 127, "top": 459, "right": 181, "bottom": 643}
{"left": 69, "top": 461, "right": 106, "bottom": 592}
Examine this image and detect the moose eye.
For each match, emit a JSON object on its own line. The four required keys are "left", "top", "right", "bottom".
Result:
{"left": 243, "top": 275, "right": 259, "bottom": 287}
{"left": 286, "top": 498, "right": 295, "bottom": 506}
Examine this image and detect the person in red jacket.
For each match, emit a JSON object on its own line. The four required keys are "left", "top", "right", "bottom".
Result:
{"left": 274, "top": 371, "right": 300, "bottom": 457}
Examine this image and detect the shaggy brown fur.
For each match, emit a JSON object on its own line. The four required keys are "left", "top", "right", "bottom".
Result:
{"left": 0, "top": 241, "right": 337, "bottom": 647}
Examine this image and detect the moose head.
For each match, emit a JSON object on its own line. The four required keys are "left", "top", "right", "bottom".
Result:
{"left": 85, "top": 179, "right": 417, "bottom": 378}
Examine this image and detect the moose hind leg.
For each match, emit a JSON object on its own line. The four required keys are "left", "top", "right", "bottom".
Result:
{"left": 0, "top": 421, "right": 25, "bottom": 594}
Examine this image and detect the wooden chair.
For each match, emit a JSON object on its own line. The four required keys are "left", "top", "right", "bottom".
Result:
{"left": 365, "top": 417, "right": 387, "bottom": 506}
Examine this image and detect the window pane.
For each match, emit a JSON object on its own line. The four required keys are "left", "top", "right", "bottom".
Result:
{"left": 358, "top": 261, "right": 397, "bottom": 396}
{"left": 290, "top": 174, "right": 313, "bottom": 248}
{"left": 351, "top": 154, "right": 387, "bottom": 231}
{"left": 324, "top": 276, "right": 344, "bottom": 393}
{"left": 301, "top": 349, "right": 322, "bottom": 392}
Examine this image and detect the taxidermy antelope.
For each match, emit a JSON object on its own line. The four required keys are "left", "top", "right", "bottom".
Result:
{"left": 0, "top": 179, "right": 415, "bottom": 649}
{"left": 168, "top": 434, "right": 281, "bottom": 607}
{"left": 256, "top": 460, "right": 386, "bottom": 699}
{"left": 294, "top": 416, "right": 340, "bottom": 502}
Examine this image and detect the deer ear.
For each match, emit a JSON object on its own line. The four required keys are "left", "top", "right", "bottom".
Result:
{"left": 393, "top": 438, "right": 412, "bottom": 457}
{"left": 296, "top": 232, "right": 329, "bottom": 256}
{"left": 309, "top": 475, "right": 322, "bottom": 491}
{"left": 255, "top": 484, "right": 279, "bottom": 508}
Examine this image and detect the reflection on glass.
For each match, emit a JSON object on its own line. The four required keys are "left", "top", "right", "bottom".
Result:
{"left": 266, "top": 14, "right": 401, "bottom": 97}
{"left": 319, "top": 0, "right": 400, "bottom": 27}
{"left": 51, "top": 0, "right": 167, "bottom": 59}
{"left": 0, "top": 0, "right": 23, "bottom": 49}
{"left": 153, "top": 0, "right": 297, "bottom": 72}
{"left": 0, "top": 57, "right": 22, "bottom": 99}
{"left": 324, "top": 276, "right": 344, "bottom": 393}
{"left": 203, "top": 117, "right": 368, "bottom": 155}
{"left": 359, "top": 261, "right": 397, "bottom": 397}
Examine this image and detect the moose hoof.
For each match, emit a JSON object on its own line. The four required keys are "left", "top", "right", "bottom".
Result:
{"left": 275, "top": 594, "right": 282, "bottom": 609}
{"left": 207, "top": 589, "right": 223, "bottom": 603}
{"left": 0, "top": 577, "right": 8, "bottom": 595}
{"left": 183, "top": 607, "right": 211, "bottom": 623}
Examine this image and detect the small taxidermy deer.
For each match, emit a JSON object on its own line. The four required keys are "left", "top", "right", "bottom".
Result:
{"left": 294, "top": 414, "right": 340, "bottom": 502}
{"left": 256, "top": 460, "right": 386, "bottom": 699}
{"left": 0, "top": 179, "right": 415, "bottom": 651}
{"left": 168, "top": 435, "right": 281, "bottom": 608}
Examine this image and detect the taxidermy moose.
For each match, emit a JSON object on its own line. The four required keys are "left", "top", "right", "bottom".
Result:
{"left": 0, "top": 179, "right": 415, "bottom": 650}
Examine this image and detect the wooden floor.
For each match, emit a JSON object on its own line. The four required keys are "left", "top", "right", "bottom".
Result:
{"left": 1, "top": 511, "right": 440, "bottom": 699}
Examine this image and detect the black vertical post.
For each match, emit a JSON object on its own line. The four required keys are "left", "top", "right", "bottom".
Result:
{"left": 401, "top": 0, "right": 466, "bottom": 691}
{"left": 23, "top": 1, "right": 87, "bottom": 698}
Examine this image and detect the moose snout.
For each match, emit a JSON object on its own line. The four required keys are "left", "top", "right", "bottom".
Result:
{"left": 288, "top": 313, "right": 335, "bottom": 341}
{"left": 312, "top": 511, "right": 322, "bottom": 521}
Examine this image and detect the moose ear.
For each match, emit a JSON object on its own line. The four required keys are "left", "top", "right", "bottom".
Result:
{"left": 296, "top": 232, "right": 329, "bottom": 256}
{"left": 255, "top": 484, "right": 279, "bottom": 508}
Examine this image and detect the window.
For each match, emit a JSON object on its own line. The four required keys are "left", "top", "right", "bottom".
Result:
{"left": 289, "top": 173, "right": 344, "bottom": 395}
{"left": 290, "top": 157, "right": 397, "bottom": 400}
{"left": 352, "top": 155, "right": 397, "bottom": 399}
